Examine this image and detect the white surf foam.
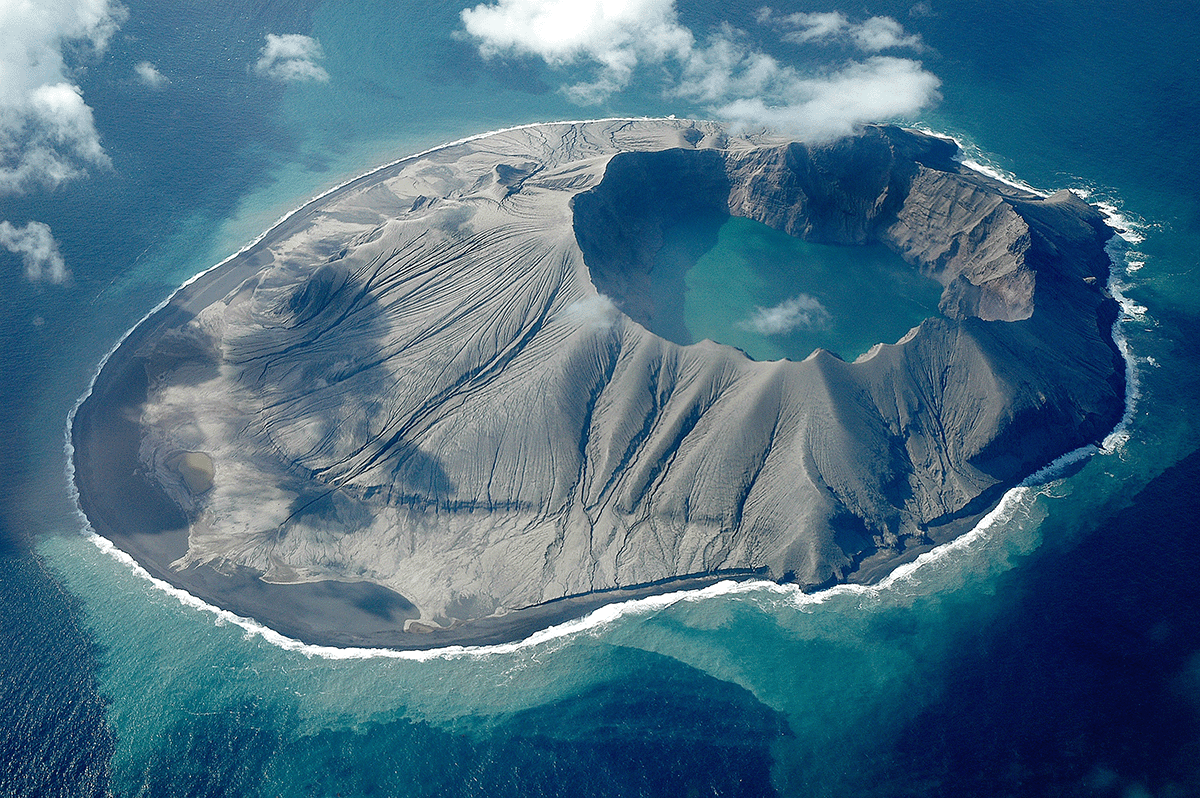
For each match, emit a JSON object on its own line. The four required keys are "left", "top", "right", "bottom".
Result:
{"left": 959, "top": 158, "right": 1047, "bottom": 195}
{"left": 916, "top": 129, "right": 1147, "bottom": 457}
{"left": 60, "top": 121, "right": 1146, "bottom": 661}
{"left": 911, "top": 127, "right": 1051, "bottom": 197}
{"left": 1097, "top": 200, "right": 1149, "bottom": 453}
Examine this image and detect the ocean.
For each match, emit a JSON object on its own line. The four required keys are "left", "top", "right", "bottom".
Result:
{"left": 2, "top": 0, "right": 1198, "bottom": 795}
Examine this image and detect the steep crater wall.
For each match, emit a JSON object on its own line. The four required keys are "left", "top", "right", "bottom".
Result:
{"left": 71, "top": 120, "right": 1128, "bottom": 647}
{"left": 573, "top": 147, "right": 732, "bottom": 333}
{"left": 572, "top": 127, "right": 1082, "bottom": 333}
{"left": 569, "top": 125, "right": 1125, "bottom": 566}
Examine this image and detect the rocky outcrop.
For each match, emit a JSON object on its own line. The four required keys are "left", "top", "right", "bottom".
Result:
{"left": 73, "top": 119, "right": 1124, "bottom": 643}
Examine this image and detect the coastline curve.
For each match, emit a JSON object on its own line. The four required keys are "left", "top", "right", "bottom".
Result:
{"left": 69, "top": 118, "right": 1130, "bottom": 649}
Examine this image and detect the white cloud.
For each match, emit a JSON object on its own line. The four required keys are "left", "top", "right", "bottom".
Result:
{"left": 563, "top": 293, "right": 619, "bottom": 330}
{"left": 739, "top": 295, "right": 830, "bottom": 335}
{"left": 460, "top": 0, "right": 693, "bottom": 102}
{"left": 710, "top": 56, "right": 942, "bottom": 140}
{"left": 0, "top": 0, "right": 126, "bottom": 194}
{"left": 760, "top": 9, "right": 925, "bottom": 52}
{"left": 673, "top": 25, "right": 778, "bottom": 104}
{"left": 774, "top": 11, "right": 848, "bottom": 43}
{"left": 459, "top": 1, "right": 939, "bottom": 139}
{"left": 0, "top": 221, "right": 69, "bottom": 283}
{"left": 848, "top": 16, "right": 924, "bottom": 51}
{"left": 255, "top": 34, "right": 331, "bottom": 82}
{"left": 135, "top": 61, "right": 168, "bottom": 88}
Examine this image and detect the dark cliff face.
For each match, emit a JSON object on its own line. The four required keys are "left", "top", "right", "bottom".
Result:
{"left": 572, "top": 126, "right": 1125, "bottom": 580}
{"left": 572, "top": 148, "right": 732, "bottom": 332}
{"left": 727, "top": 128, "right": 911, "bottom": 244}
{"left": 75, "top": 121, "right": 1128, "bottom": 640}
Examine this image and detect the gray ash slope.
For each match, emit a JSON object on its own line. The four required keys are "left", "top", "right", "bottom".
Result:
{"left": 78, "top": 119, "right": 1123, "bottom": 639}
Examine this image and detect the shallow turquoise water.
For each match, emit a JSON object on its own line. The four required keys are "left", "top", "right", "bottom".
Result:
{"left": 3, "top": 0, "right": 1200, "bottom": 796}
{"left": 654, "top": 215, "right": 943, "bottom": 362}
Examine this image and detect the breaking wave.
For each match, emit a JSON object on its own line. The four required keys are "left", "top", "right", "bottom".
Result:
{"left": 61, "top": 124, "right": 1146, "bottom": 661}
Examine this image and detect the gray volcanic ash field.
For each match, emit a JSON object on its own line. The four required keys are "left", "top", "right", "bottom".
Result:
{"left": 72, "top": 119, "right": 1124, "bottom": 646}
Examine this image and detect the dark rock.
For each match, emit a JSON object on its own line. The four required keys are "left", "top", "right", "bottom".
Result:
{"left": 72, "top": 119, "right": 1125, "bottom": 645}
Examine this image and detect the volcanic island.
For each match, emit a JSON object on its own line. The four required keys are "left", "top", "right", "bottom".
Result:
{"left": 71, "top": 119, "right": 1126, "bottom": 648}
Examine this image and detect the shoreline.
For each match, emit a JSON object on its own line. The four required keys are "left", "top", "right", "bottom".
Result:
{"left": 67, "top": 117, "right": 767, "bottom": 651}
{"left": 68, "top": 303, "right": 770, "bottom": 650}
{"left": 65, "top": 287, "right": 771, "bottom": 650}
{"left": 68, "top": 119, "right": 1136, "bottom": 652}
{"left": 63, "top": 300, "right": 1010, "bottom": 650}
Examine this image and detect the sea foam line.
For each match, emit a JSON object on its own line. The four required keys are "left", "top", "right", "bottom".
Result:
{"left": 910, "top": 127, "right": 1049, "bottom": 197}
{"left": 915, "top": 128, "right": 1147, "bottom": 454}
{"left": 1099, "top": 240, "right": 1145, "bottom": 453}
{"left": 61, "top": 122, "right": 1144, "bottom": 661}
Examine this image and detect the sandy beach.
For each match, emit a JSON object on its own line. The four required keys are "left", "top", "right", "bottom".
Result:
{"left": 71, "top": 118, "right": 1123, "bottom": 649}
{"left": 71, "top": 319, "right": 766, "bottom": 649}
{"left": 71, "top": 344, "right": 763, "bottom": 649}
{"left": 68, "top": 160, "right": 767, "bottom": 647}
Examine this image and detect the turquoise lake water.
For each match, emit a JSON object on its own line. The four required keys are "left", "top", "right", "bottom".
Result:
{"left": 652, "top": 214, "right": 943, "bottom": 362}
{"left": 3, "top": 1, "right": 1200, "bottom": 796}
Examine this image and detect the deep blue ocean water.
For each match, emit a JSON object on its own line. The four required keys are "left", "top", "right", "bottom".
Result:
{"left": 2, "top": 1, "right": 1199, "bottom": 795}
